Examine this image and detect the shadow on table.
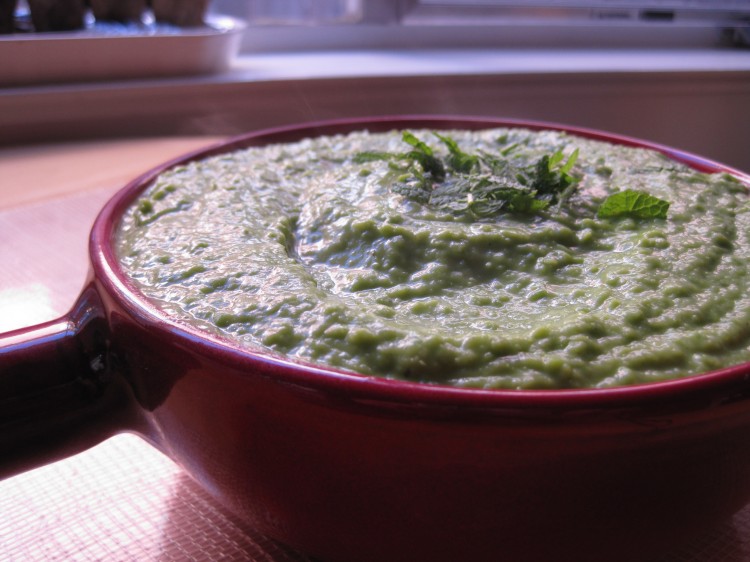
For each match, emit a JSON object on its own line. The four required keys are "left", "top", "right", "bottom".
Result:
{"left": 158, "top": 472, "right": 317, "bottom": 562}
{"left": 159, "top": 470, "right": 749, "bottom": 562}
{"left": 655, "top": 515, "right": 749, "bottom": 562}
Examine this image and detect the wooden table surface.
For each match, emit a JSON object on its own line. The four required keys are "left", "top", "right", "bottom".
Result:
{"left": 0, "top": 137, "right": 224, "bottom": 331}
{"left": 1, "top": 136, "right": 750, "bottom": 561}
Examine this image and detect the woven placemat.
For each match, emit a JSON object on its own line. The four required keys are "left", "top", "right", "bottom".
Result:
{"left": 1, "top": 433, "right": 750, "bottom": 561}
{"left": 0, "top": 435, "right": 314, "bottom": 562}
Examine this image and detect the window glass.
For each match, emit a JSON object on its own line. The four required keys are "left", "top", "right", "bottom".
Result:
{"left": 210, "top": 0, "right": 750, "bottom": 50}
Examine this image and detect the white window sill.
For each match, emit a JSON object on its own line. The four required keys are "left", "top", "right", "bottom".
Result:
{"left": 226, "top": 48, "right": 750, "bottom": 81}
{"left": 2, "top": 48, "right": 749, "bottom": 93}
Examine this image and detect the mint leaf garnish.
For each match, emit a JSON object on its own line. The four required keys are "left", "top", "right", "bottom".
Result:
{"left": 353, "top": 131, "right": 676, "bottom": 224}
{"left": 354, "top": 131, "right": 581, "bottom": 218}
{"left": 532, "top": 148, "right": 579, "bottom": 200}
{"left": 353, "top": 151, "right": 396, "bottom": 163}
{"left": 559, "top": 148, "right": 579, "bottom": 175}
{"left": 353, "top": 132, "right": 445, "bottom": 180}
{"left": 401, "top": 131, "right": 446, "bottom": 181}
{"left": 434, "top": 132, "right": 478, "bottom": 173}
{"left": 597, "top": 189, "right": 669, "bottom": 219}
{"left": 428, "top": 175, "right": 549, "bottom": 217}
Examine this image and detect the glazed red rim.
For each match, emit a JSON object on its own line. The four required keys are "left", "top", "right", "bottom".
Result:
{"left": 91, "top": 115, "right": 750, "bottom": 409}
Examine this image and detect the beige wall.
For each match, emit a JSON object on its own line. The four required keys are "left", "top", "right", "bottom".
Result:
{"left": 1, "top": 70, "right": 748, "bottom": 172}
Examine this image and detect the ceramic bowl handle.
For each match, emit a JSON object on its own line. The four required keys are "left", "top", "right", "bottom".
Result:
{"left": 0, "top": 285, "right": 130, "bottom": 479}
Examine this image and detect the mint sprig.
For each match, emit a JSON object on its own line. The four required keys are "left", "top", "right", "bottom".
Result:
{"left": 434, "top": 132, "right": 479, "bottom": 173}
{"left": 597, "top": 189, "right": 670, "bottom": 220}
{"left": 352, "top": 131, "right": 445, "bottom": 182}
{"left": 355, "top": 131, "right": 672, "bottom": 222}
{"left": 401, "top": 131, "right": 446, "bottom": 181}
{"left": 355, "top": 131, "right": 580, "bottom": 218}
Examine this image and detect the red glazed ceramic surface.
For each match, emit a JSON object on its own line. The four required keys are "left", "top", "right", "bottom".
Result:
{"left": 3, "top": 116, "right": 750, "bottom": 562}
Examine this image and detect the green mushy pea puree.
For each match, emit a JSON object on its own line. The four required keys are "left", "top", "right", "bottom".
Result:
{"left": 116, "top": 128, "right": 750, "bottom": 390}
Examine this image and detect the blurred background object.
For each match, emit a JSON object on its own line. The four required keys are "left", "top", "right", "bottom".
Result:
{"left": 27, "top": 0, "right": 85, "bottom": 31}
{"left": 243, "top": 0, "right": 363, "bottom": 25}
{"left": 5, "top": 0, "right": 216, "bottom": 32}
{"left": 0, "top": 0, "right": 17, "bottom": 33}
{"left": 89, "top": 0, "right": 147, "bottom": 23}
{"left": 152, "top": 0, "right": 212, "bottom": 26}
{"left": 0, "top": 0, "right": 243, "bottom": 85}
{"left": 215, "top": 0, "right": 750, "bottom": 50}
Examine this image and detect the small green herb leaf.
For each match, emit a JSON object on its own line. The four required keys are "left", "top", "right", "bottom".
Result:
{"left": 353, "top": 151, "right": 397, "bottom": 164}
{"left": 548, "top": 150, "right": 566, "bottom": 169}
{"left": 434, "top": 133, "right": 479, "bottom": 173}
{"left": 500, "top": 142, "right": 520, "bottom": 156}
{"left": 401, "top": 131, "right": 446, "bottom": 181}
{"left": 559, "top": 148, "right": 579, "bottom": 176}
{"left": 402, "top": 131, "right": 433, "bottom": 155}
{"left": 525, "top": 148, "right": 580, "bottom": 205}
{"left": 597, "top": 189, "right": 670, "bottom": 219}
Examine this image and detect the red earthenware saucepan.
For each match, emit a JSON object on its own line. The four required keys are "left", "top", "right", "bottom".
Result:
{"left": 2, "top": 116, "right": 750, "bottom": 562}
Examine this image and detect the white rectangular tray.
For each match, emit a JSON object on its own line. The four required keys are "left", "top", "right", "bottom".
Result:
{"left": 2, "top": 14, "right": 245, "bottom": 87}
